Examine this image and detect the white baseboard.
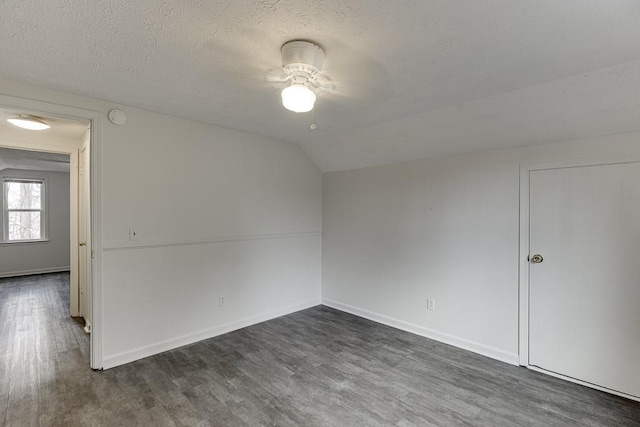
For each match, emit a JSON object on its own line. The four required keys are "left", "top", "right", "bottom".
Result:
{"left": 322, "top": 298, "right": 519, "bottom": 366}
{"left": 102, "top": 298, "right": 321, "bottom": 369}
{"left": 0, "top": 266, "right": 70, "bottom": 279}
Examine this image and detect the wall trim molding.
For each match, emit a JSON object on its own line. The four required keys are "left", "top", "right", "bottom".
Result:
{"left": 322, "top": 298, "right": 519, "bottom": 366}
{"left": 102, "top": 230, "right": 322, "bottom": 252}
{"left": 102, "top": 298, "right": 321, "bottom": 369}
{"left": 0, "top": 266, "right": 70, "bottom": 279}
{"left": 520, "top": 152, "right": 640, "bottom": 173}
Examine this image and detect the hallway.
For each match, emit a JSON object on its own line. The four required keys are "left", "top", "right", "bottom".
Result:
{"left": 0, "top": 273, "right": 89, "bottom": 425}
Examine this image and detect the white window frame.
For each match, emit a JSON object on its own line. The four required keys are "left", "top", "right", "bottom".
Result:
{"left": 2, "top": 176, "right": 48, "bottom": 244}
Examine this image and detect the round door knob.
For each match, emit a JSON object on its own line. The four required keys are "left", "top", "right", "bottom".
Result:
{"left": 530, "top": 254, "right": 543, "bottom": 263}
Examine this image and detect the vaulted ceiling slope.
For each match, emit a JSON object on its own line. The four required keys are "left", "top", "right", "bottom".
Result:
{"left": 1, "top": 1, "right": 639, "bottom": 171}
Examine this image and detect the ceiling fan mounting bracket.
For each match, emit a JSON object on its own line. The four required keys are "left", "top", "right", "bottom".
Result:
{"left": 281, "top": 40, "right": 325, "bottom": 82}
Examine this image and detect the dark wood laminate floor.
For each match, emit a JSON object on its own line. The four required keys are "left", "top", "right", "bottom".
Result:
{"left": 2, "top": 274, "right": 640, "bottom": 426}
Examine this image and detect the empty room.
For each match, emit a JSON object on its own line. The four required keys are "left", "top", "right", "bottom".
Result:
{"left": 1, "top": 1, "right": 639, "bottom": 426}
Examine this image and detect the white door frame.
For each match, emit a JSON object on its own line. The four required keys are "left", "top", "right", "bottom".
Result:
{"left": 78, "top": 130, "right": 90, "bottom": 322}
{"left": 0, "top": 94, "right": 103, "bottom": 370}
{"left": 519, "top": 153, "right": 640, "bottom": 401}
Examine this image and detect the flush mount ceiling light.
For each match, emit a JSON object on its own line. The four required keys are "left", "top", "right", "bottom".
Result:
{"left": 7, "top": 115, "right": 51, "bottom": 130}
{"left": 280, "top": 40, "right": 325, "bottom": 113}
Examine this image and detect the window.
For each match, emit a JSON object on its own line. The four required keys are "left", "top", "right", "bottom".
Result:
{"left": 3, "top": 178, "right": 46, "bottom": 242}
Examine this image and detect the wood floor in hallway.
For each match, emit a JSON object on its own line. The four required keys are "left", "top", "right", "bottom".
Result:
{"left": 1, "top": 273, "right": 639, "bottom": 426}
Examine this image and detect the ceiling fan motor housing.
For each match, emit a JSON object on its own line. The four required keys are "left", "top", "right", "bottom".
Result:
{"left": 281, "top": 40, "right": 325, "bottom": 81}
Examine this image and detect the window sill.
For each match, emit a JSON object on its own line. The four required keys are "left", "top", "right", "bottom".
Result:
{"left": 0, "top": 239, "right": 50, "bottom": 247}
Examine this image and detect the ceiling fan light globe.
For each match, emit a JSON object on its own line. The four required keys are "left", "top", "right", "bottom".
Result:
{"left": 7, "top": 116, "right": 51, "bottom": 130}
{"left": 281, "top": 84, "right": 316, "bottom": 113}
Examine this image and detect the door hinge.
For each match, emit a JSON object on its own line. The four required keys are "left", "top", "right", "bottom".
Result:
{"left": 91, "top": 250, "right": 95, "bottom": 259}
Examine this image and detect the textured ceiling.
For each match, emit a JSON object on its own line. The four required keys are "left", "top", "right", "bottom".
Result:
{"left": 1, "top": 1, "right": 640, "bottom": 171}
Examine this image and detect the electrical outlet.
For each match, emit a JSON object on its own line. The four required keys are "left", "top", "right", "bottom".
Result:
{"left": 427, "top": 298, "right": 436, "bottom": 311}
{"left": 219, "top": 296, "right": 225, "bottom": 307}
{"left": 128, "top": 227, "right": 138, "bottom": 241}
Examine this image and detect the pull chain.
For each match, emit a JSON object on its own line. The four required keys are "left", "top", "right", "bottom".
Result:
{"left": 310, "top": 108, "right": 317, "bottom": 130}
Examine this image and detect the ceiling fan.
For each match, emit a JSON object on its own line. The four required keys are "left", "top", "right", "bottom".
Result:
{"left": 277, "top": 40, "right": 334, "bottom": 113}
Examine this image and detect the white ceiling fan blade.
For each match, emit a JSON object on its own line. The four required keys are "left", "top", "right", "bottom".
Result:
{"left": 265, "top": 68, "right": 291, "bottom": 87}
{"left": 310, "top": 74, "right": 335, "bottom": 95}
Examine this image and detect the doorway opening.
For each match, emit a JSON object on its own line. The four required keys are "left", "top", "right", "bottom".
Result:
{"left": 0, "top": 106, "right": 93, "bottom": 366}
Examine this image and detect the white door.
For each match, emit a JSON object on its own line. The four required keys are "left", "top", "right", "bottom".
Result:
{"left": 529, "top": 161, "right": 640, "bottom": 398}
{"left": 78, "top": 132, "right": 92, "bottom": 330}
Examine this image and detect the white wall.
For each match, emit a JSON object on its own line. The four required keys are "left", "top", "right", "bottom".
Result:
{"left": 322, "top": 131, "right": 640, "bottom": 364}
{"left": 0, "top": 168, "right": 70, "bottom": 277}
{"left": 0, "top": 79, "right": 323, "bottom": 368}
